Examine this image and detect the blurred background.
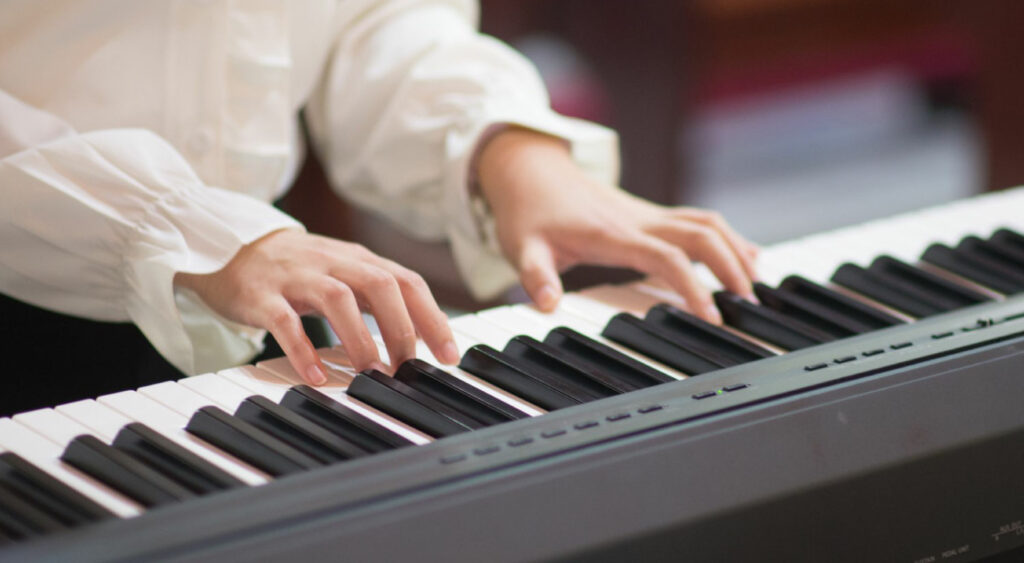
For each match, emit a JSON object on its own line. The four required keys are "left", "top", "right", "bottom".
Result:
{"left": 286, "top": 0, "right": 1024, "bottom": 310}
{"left": 481, "top": 0, "right": 1024, "bottom": 241}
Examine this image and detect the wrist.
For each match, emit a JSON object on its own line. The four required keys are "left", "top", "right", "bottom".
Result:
{"left": 476, "top": 127, "right": 572, "bottom": 207}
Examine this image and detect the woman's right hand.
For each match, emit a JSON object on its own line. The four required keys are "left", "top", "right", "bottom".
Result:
{"left": 174, "top": 229, "right": 460, "bottom": 385}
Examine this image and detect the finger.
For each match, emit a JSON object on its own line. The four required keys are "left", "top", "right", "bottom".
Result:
{"left": 614, "top": 235, "right": 721, "bottom": 324}
{"left": 259, "top": 297, "right": 328, "bottom": 385}
{"left": 300, "top": 276, "right": 382, "bottom": 372}
{"left": 517, "top": 237, "right": 562, "bottom": 312}
{"left": 677, "top": 209, "right": 760, "bottom": 281}
{"left": 344, "top": 264, "right": 417, "bottom": 372}
{"left": 658, "top": 223, "right": 755, "bottom": 301}
{"left": 376, "top": 263, "right": 459, "bottom": 365}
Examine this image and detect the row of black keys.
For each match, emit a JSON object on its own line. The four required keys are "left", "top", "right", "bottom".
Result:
{"left": 4, "top": 228, "right": 1022, "bottom": 542}
{"left": 2, "top": 316, "right": 696, "bottom": 542}
{"left": 715, "top": 228, "right": 1024, "bottom": 350}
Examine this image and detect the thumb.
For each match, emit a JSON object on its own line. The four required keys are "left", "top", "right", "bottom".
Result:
{"left": 518, "top": 238, "right": 563, "bottom": 311}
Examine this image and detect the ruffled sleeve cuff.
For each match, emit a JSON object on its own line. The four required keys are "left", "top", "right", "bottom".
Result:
{"left": 124, "top": 184, "right": 304, "bottom": 375}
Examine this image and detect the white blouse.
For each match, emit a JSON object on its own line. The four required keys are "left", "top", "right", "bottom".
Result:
{"left": 0, "top": 0, "right": 618, "bottom": 376}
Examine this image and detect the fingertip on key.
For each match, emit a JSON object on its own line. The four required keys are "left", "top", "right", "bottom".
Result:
{"left": 535, "top": 284, "right": 560, "bottom": 312}
{"left": 306, "top": 365, "right": 328, "bottom": 386}
{"left": 703, "top": 304, "right": 723, "bottom": 325}
{"left": 439, "top": 341, "right": 460, "bottom": 365}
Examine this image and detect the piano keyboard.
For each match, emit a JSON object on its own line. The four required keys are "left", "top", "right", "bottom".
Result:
{"left": 3, "top": 187, "right": 1024, "bottom": 558}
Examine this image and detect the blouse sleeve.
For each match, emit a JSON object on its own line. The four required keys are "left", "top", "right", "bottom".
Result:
{"left": 306, "top": 0, "right": 620, "bottom": 300}
{"left": 0, "top": 90, "right": 303, "bottom": 375}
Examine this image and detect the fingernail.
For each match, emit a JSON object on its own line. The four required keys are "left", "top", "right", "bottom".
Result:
{"left": 306, "top": 365, "right": 328, "bottom": 386}
{"left": 704, "top": 304, "right": 723, "bottom": 325}
{"left": 536, "top": 284, "right": 559, "bottom": 310}
{"left": 440, "top": 341, "right": 460, "bottom": 364}
{"left": 743, "top": 292, "right": 760, "bottom": 305}
{"left": 369, "top": 361, "right": 388, "bottom": 374}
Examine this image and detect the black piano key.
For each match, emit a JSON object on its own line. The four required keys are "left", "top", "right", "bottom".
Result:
{"left": 279, "top": 386, "right": 412, "bottom": 453}
{"left": 753, "top": 283, "right": 867, "bottom": 338}
{"left": 602, "top": 313, "right": 726, "bottom": 375}
{"left": 543, "top": 327, "right": 674, "bottom": 387}
{"left": 60, "top": 435, "right": 196, "bottom": 508}
{"left": 111, "top": 423, "right": 245, "bottom": 495}
{"left": 869, "top": 256, "right": 992, "bottom": 309}
{"left": 0, "top": 452, "right": 112, "bottom": 526}
{"left": 831, "top": 263, "right": 945, "bottom": 318}
{"left": 714, "top": 292, "right": 832, "bottom": 350}
{"left": 922, "top": 243, "right": 1024, "bottom": 294}
{"left": 347, "top": 370, "right": 483, "bottom": 438}
{"left": 394, "top": 360, "right": 531, "bottom": 426}
{"left": 0, "top": 483, "right": 66, "bottom": 538}
{"left": 185, "top": 406, "right": 323, "bottom": 477}
{"left": 504, "top": 336, "right": 635, "bottom": 396}
{"left": 960, "top": 235, "right": 1024, "bottom": 269}
{"left": 234, "top": 396, "right": 367, "bottom": 463}
{"left": 778, "top": 275, "right": 904, "bottom": 329}
{"left": 991, "top": 228, "right": 1024, "bottom": 253}
{"left": 459, "top": 345, "right": 583, "bottom": 411}
{"left": 645, "top": 303, "right": 774, "bottom": 363}
{"left": 955, "top": 237, "right": 1024, "bottom": 288}
{"left": 0, "top": 524, "right": 14, "bottom": 544}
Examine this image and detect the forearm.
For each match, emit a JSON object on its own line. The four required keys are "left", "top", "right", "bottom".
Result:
{"left": 476, "top": 127, "right": 577, "bottom": 213}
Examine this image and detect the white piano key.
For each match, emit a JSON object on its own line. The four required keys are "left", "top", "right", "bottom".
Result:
{"left": 758, "top": 246, "right": 812, "bottom": 286}
{"left": 506, "top": 303, "right": 603, "bottom": 333}
{"left": 475, "top": 306, "right": 549, "bottom": 340}
{"left": 138, "top": 381, "right": 221, "bottom": 418}
{"left": 577, "top": 284, "right": 658, "bottom": 317}
{"left": 413, "top": 331, "right": 478, "bottom": 365}
{"left": 179, "top": 373, "right": 257, "bottom": 411}
{"left": 256, "top": 353, "right": 353, "bottom": 391}
{"left": 97, "top": 391, "right": 188, "bottom": 428}
{"left": 312, "top": 348, "right": 359, "bottom": 382}
{"left": 55, "top": 400, "right": 133, "bottom": 442}
{"left": 97, "top": 391, "right": 269, "bottom": 486}
{"left": 13, "top": 408, "right": 91, "bottom": 447}
{"left": 559, "top": 292, "right": 632, "bottom": 325}
{"left": 628, "top": 281, "right": 695, "bottom": 311}
{"left": 316, "top": 339, "right": 389, "bottom": 375}
{"left": 692, "top": 264, "right": 725, "bottom": 293}
{"left": 0, "top": 419, "right": 141, "bottom": 518}
{"left": 450, "top": 314, "right": 516, "bottom": 349}
{"left": 218, "top": 365, "right": 294, "bottom": 402}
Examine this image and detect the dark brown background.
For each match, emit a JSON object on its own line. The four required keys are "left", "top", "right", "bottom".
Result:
{"left": 283, "top": 0, "right": 1024, "bottom": 309}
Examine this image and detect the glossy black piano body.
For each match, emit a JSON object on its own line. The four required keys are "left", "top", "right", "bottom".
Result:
{"left": 5, "top": 295, "right": 1024, "bottom": 563}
